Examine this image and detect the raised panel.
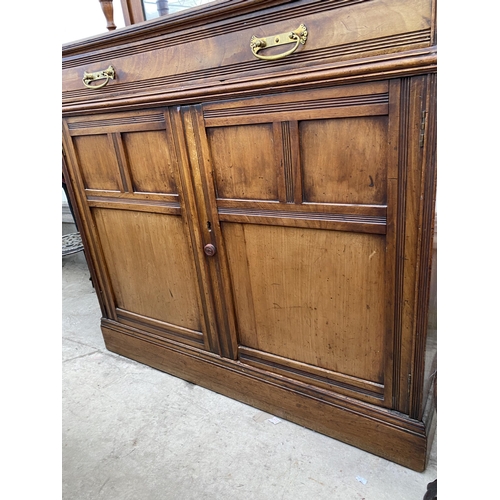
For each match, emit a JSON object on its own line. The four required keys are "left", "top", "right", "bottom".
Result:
{"left": 93, "top": 208, "right": 203, "bottom": 332}
{"left": 122, "top": 130, "right": 178, "bottom": 194}
{"left": 300, "top": 116, "right": 388, "bottom": 204}
{"left": 223, "top": 223, "right": 386, "bottom": 383}
{"left": 73, "top": 134, "right": 121, "bottom": 191}
{"left": 207, "top": 123, "right": 279, "bottom": 201}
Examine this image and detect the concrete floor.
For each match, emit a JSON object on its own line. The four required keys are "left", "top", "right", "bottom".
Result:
{"left": 62, "top": 219, "right": 437, "bottom": 500}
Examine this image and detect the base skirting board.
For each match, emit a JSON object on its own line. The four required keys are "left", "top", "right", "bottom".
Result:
{"left": 101, "top": 319, "right": 433, "bottom": 471}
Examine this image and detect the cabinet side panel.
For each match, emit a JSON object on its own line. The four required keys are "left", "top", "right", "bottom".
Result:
{"left": 422, "top": 220, "right": 436, "bottom": 406}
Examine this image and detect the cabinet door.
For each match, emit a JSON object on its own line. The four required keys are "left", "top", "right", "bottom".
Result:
{"left": 62, "top": 110, "right": 221, "bottom": 353}
{"left": 184, "top": 81, "right": 402, "bottom": 406}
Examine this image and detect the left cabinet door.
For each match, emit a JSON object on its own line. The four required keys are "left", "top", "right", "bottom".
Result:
{"left": 62, "top": 109, "right": 222, "bottom": 354}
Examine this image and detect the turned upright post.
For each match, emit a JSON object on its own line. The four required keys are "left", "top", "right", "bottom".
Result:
{"left": 156, "top": 1, "right": 169, "bottom": 16}
{"left": 99, "top": 0, "right": 117, "bottom": 31}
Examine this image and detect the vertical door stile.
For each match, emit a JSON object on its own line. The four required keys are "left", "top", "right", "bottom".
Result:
{"left": 164, "top": 107, "right": 221, "bottom": 356}
{"left": 397, "top": 75, "right": 429, "bottom": 415}
{"left": 62, "top": 121, "right": 118, "bottom": 321}
{"left": 392, "top": 77, "right": 411, "bottom": 413}
{"left": 385, "top": 79, "right": 402, "bottom": 409}
{"left": 188, "top": 104, "right": 239, "bottom": 360}
{"left": 407, "top": 76, "right": 428, "bottom": 419}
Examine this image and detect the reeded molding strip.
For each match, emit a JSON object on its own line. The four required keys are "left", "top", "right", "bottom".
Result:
{"left": 63, "top": 30, "right": 430, "bottom": 101}
{"left": 204, "top": 93, "right": 388, "bottom": 119}
{"left": 87, "top": 195, "right": 180, "bottom": 207}
{"left": 281, "top": 122, "right": 294, "bottom": 203}
{"left": 62, "top": 0, "right": 372, "bottom": 69}
{"left": 392, "top": 77, "right": 411, "bottom": 410}
{"left": 67, "top": 113, "right": 165, "bottom": 130}
{"left": 218, "top": 207, "right": 386, "bottom": 225}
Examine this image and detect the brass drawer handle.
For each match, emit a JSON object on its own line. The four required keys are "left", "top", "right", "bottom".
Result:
{"left": 82, "top": 65, "right": 115, "bottom": 89}
{"left": 250, "top": 24, "right": 308, "bottom": 61}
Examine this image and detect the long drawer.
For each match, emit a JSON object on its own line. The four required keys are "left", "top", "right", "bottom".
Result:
{"left": 62, "top": 0, "right": 436, "bottom": 111}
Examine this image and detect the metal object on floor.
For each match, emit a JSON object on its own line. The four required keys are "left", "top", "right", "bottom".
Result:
{"left": 423, "top": 479, "right": 437, "bottom": 500}
{"left": 62, "top": 232, "right": 84, "bottom": 256}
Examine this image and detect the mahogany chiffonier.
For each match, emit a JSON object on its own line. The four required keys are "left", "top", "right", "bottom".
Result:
{"left": 62, "top": 0, "right": 437, "bottom": 471}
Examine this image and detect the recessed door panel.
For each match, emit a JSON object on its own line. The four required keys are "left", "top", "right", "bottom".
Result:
{"left": 93, "top": 209, "right": 203, "bottom": 332}
{"left": 122, "top": 130, "right": 178, "bottom": 194}
{"left": 73, "top": 134, "right": 121, "bottom": 191}
{"left": 207, "top": 123, "right": 279, "bottom": 201}
{"left": 223, "top": 223, "right": 386, "bottom": 383}
{"left": 300, "top": 116, "right": 388, "bottom": 205}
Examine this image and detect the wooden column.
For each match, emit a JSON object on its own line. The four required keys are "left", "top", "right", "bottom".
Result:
{"left": 156, "top": 0, "right": 169, "bottom": 16}
{"left": 99, "top": 0, "right": 117, "bottom": 31}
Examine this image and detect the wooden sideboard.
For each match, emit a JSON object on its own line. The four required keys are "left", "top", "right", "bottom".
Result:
{"left": 62, "top": 0, "right": 437, "bottom": 471}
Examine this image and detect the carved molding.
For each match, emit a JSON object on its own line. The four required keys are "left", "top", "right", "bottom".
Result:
{"left": 409, "top": 73, "right": 437, "bottom": 420}
{"left": 67, "top": 112, "right": 165, "bottom": 131}
{"left": 392, "top": 77, "right": 411, "bottom": 411}
{"left": 281, "top": 122, "right": 294, "bottom": 203}
{"left": 204, "top": 93, "right": 389, "bottom": 120}
{"left": 218, "top": 206, "right": 386, "bottom": 226}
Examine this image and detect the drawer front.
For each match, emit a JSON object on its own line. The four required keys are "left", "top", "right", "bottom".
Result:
{"left": 62, "top": 0, "right": 434, "bottom": 108}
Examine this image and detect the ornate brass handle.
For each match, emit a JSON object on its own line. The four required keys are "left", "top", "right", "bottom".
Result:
{"left": 250, "top": 24, "right": 308, "bottom": 61}
{"left": 82, "top": 65, "right": 115, "bottom": 89}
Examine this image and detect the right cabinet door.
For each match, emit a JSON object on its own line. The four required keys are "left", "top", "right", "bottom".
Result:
{"left": 190, "top": 80, "right": 405, "bottom": 407}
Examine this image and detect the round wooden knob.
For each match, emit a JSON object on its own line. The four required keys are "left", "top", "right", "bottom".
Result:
{"left": 204, "top": 244, "right": 217, "bottom": 256}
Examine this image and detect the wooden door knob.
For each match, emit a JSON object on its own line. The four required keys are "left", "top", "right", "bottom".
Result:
{"left": 204, "top": 244, "right": 217, "bottom": 256}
